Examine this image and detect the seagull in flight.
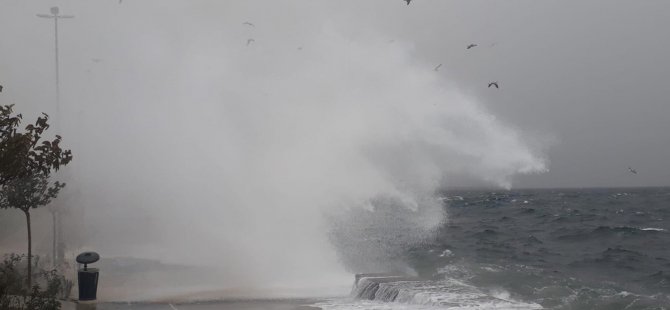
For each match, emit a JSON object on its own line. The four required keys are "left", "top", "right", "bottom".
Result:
{"left": 466, "top": 44, "right": 478, "bottom": 49}
{"left": 488, "top": 81, "right": 499, "bottom": 89}
{"left": 434, "top": 64, "right": 442, "bottom": 71}
{"left": 243, "top": 22, "right": 255, "bottom": 27}
{"left": 247, "top": 38, "right": 255, "bottom": 46}
{"left": 404, "top": 0, "right": 411, "bottom": 5}
{"left": 628, "top": 167, "right": 638, "bottom": 174}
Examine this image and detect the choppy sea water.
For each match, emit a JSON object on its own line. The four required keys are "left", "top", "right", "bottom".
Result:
{"left": 318, "top": 187, "right": 670, "bottom": 310}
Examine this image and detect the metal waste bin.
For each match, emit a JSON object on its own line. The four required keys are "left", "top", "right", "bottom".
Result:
{"left": 76, "top": 252, "right": 100, "bottom": 301}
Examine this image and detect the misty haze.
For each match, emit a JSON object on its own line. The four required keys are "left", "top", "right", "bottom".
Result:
{"left": 1, "top": 1, "right": 669, "bottom": 310}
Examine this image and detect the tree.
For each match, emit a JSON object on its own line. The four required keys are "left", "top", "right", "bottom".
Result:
{"left": 0, "top": 174, "right": 65, "bottom": 288}
{"left": 0, "top": 104, "right": 72, "bottom": 288}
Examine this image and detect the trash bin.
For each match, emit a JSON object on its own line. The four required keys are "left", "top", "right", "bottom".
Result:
{"left": 76, "top": 252, "right": 100, "bottom": 301}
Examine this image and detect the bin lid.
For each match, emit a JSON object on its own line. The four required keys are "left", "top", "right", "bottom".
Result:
{"left": 76, "top": 251, "right": 100, "bottom": 264}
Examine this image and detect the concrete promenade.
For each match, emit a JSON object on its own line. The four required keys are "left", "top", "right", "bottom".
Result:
{"left": 61, "top": 299, "right": 322, "bottom": 310}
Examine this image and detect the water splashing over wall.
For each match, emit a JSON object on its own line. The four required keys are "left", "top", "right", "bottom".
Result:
{"left": 1, "top": 2, "right": 547, "bottom": 300}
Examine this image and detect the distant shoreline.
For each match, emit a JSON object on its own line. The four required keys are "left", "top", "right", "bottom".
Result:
{"left": 440, "top": 185, "right": 670, "bottom": 191}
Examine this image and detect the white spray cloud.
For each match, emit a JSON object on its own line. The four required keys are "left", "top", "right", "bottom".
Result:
{"left": 1, "top": 1, "right": 547, "bottom": 299}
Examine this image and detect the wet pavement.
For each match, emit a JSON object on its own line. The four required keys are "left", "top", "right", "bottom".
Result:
{"left": 63, "top": 299, "right": 322, "bottom": 310}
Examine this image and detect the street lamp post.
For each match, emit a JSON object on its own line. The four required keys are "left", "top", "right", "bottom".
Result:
{"left": 37, "top": 6, "right": 74, "bottom": 120}
{"left": 37, "top": 6, "right": 73, "bottom": 267}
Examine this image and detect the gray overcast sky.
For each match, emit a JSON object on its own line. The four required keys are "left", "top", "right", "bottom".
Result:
{"left": 2, "top": 1, "right": 667, "bottom": 189}
{"left": 1, "top": 0, "right": 670, "bottom": 296}
{"left": 357, "top": 0, "right": 670, "bottom": 188}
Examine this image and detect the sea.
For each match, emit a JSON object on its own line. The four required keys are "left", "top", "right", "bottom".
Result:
{"left": 88, "top": 187, "right": 670, "bottom": 310}
{"left": 318, "top": 187, "right": 670, "bottom": 310}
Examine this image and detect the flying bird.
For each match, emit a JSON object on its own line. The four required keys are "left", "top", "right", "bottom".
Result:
{"left": 488, "top": 81, "right": 499, "bottom": 89}
{"left": 243, "top": 22, "right": 255, "bottom": 27}
{"left": 434, "top": 64, "right": 442, "bottom": 71}
{"left": 91, "top": 58, "right": 103, "bottom": 63}
{"left": 466, "top": 44, "right": 478, "bottom": 49}
{"left": 628, "top": 167, "right": 638, "bottom": 174}
{"left": 404, "top": 0, "right": 411, "bottom": 5}
{"left": 246, "top": 38, "right": 255, "bottom": 46}
{"left": 0, "top": 85, "right": 3, "bottom": 93}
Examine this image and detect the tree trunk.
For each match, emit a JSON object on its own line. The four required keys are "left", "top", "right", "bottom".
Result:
{"left": 24, "top": 209, "right": 32, "bottom": 289}
{"left": 52, "top": 210, "right": 56, "bottom": 268}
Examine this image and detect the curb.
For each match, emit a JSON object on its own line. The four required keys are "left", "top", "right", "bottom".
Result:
{"left": 61, "top": 300, "right": 98, "bottom": 310}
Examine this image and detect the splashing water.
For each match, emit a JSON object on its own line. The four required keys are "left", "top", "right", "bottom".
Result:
{"left": 3, "top": 2, "right": 547, "bottom": 300}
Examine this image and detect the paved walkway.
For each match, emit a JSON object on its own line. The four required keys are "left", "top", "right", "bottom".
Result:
{"left": 61, "top": 300, "right": 321, "bottom": 310}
